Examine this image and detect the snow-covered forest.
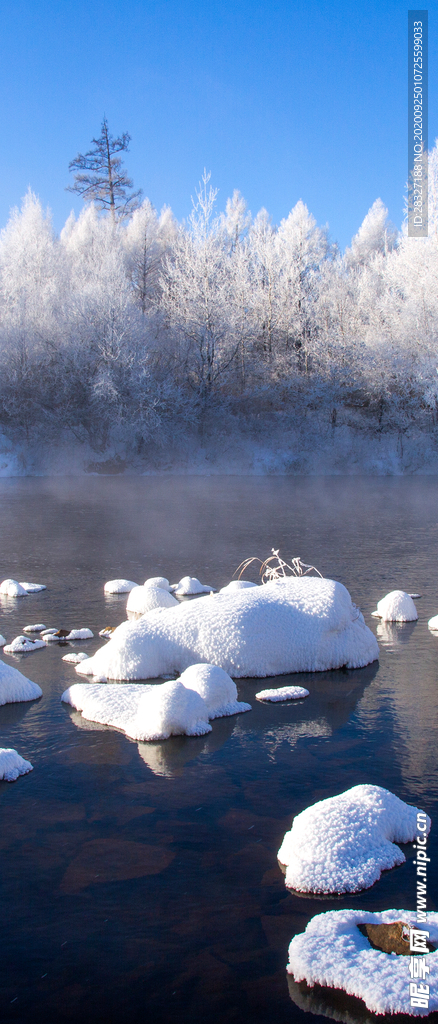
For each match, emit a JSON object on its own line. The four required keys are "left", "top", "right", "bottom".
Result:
{"left": 1, "top": 146, "right": 438, "bottom": 474}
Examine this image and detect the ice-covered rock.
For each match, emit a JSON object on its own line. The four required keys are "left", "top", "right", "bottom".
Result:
{"left": 144, "top": 577, "right": 171, "bottom": 590}
{"left": 76, "top": 577, "right": 379, "bottom": 682}
{"left": 177, "top": 664, "right": 251, "bottom": 718}
{"left": 219, "top": 580, "right": 258, "bottom": 593}
{"left": 62, "top": 652, "right": 90, "bottom": 663}
{"left": 0, "top": 748, "right": 33, "bottom": 782}
{"left": 277, "top": 784, "right": 429, "bottom": 894}
{"left": 372, "top": 590, "right": 418, "bottom": 622}
{"left": 170, "top": 576, "right": 214, "bottom": 595}
{"left": 0, "top": 579, "right": 27, "bottom": 597}
{"left": 126, "top": 585, "right": 178, "bottom": 615}
{"left": 19, "top": 582, "right": 46, "bottom": 593}
{"left": 3, "top": 635, "right": 46, "bottom": 654}
{"left": 287, "top": 908, "right": 438, "bottom": 1016}
{"left": 23, "top": 624, "right": 47, "bottom": 633}
{"left": 428, "top": 614, "right": 438, "bottom": 631}
{"left": 104, "top": 579, "right": 138, "bottom": 594}
{"left": 256, "top": 685, "right": 309, "bottom": 701}
{"left": 0, "top": 660, "right": 42, "bottom": 704}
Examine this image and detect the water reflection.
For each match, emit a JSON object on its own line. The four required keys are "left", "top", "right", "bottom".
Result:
{"left": 375, "top": 620, "right": 417, "bottom": 647}
{"left": 287, "top": 973, "right": 383, "bottom": 1024}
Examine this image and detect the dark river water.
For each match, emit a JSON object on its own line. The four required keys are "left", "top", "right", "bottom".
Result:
{"left": 0, "top": 476, "right": 437, "bottom": 1024}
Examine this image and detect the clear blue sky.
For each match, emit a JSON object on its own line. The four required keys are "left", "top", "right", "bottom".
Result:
{"left": 0, "top": 0, "right": 436, "bottom": 250}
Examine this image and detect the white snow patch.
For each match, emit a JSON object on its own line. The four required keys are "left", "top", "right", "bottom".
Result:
{"left": 75, "top": 577, "right": 379, "bottom": 682}
{"left": 62, "top": 652, "right": 90, "bottom": 663}
{"left": 0, "top": 579, "right": 27, "bottom": 597}
{"left": 144, "top": 577, "right": 171, "bottom": 590}
{"left": 287, "top": 908, "right": 438, "bottom": 1016}
{"left": 0, "top": 748, "right": 33, "bottom": 782}
{"left": 104, "top": 579, "right": 138, "bottom": 594}
{"left": 372, "top": 590, "right": 418, "bottom": 622}
{"left": 428, "top": 614, "right": 438, "bottom": 631}
{"left": 0, "top": 660, "right": 42, "bottom": 704}
{"left": 177, "top": 664, "right": 251, "bottom": 718}
{"left": 170, "top": 576, "right": 215, "bottom": 595}
{"left": 23, "top": 624, "right": 47, "bottom": 633}
{"left": 126, "top": 585, "right": 178, "bottom": 615}
{"left": 256, "top": 685, "right": 309, "bottom": 701}
{"left": 219, "top": 580, "right": 258, "bottom": 593}
{"left": 19, "top": 582, "right": 46, "bottom": 593}
{"left": 277, "top": 784, "right": 429, "bottom": 894}
{"left": 3, "top": 635, "right": 46, "bottom": 654}
{"left": 65, "top": 628, "right": 94, "bottom": 640}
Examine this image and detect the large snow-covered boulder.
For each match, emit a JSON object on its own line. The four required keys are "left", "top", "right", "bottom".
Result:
{"left": 0, "top": 659, "right": 43, "bottom": 704}
{"left": 277, "top": 784, "right": 429, "bottom": 894}
{"left": 287, "top": 908, "right": 438, "bottom": 1016}
{"left": 0, "top": 748, "right": 34, "bottom": 781}
{"left": 372, "top": 590, "right": 418, "bottom": 622}
{"left": 76, "top": 577, "right": 379, "bottom": 682}
{"left": 126, "top": 585, "right": 179, "bottom": 615}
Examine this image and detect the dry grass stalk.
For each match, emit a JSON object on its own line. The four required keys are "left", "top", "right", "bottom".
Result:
{"left": 235, "top": 548, "right": 323, "bottom": 584}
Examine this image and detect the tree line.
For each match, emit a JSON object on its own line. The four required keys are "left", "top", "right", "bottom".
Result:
{"left": 0, "top": 120, "right": 437, "bottom": 469}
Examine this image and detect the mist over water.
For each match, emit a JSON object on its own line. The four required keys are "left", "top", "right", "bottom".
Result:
{"left": 0, "top": 476, "right": 437, "bottom": 1024}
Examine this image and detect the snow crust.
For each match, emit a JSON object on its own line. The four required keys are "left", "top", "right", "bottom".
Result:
{"left": 3, "top": 635, "right": 46, "bottom": 653}
{"left": 256, "top": 685, "right": 309, "bottom": 701}
{"left": 126, "top": 585, "right": 179, "bottom": 615}
{"left": 428, "top": 614, "right": 438, "bottom": 631}
{"left": 0, "top": 660, "right": 42, "bottom": 704}
{"left": 277, "top": 784, "right": 429, "bottom": 894}
{"left": 75, "top": 577, "right": 379, "bottom": 682}
{"left": 63, "top": 663, "right": 250, "bottom": 741}
{"left": 0, "top": 579, "right": 27, "bottom": 596}
{"left": 62, "top": 652, "right": 89, "bottom": 663}
{"left": 287, "top": 908, "right": 438, "bottom": 1016}
{"left": 170, "top": 576, "right": 214, "bottom": 595}
{"left": 0, "top": 748, "right": 33, "bottom": 782}
{"left": 104, "top": 579, "right": 138, "bottom": 594}
{"left": 372, "top": 590, "right": 418, "bottom": 622}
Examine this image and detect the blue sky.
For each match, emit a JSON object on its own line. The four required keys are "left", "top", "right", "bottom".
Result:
{"left": 0, "top": 0, "right": 436, "bottom": 249}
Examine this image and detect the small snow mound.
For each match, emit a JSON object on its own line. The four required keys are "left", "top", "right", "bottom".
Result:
{"left": 428, "top": 615, "right": 438, "bottom": 631}
{"left": 373, "top": 590, "right": 418, "bottom": 622}
{"left": 125, "top": 680, "right": 212, "bottom": 741}
{"left": 171, "top": 576, "right": 215, "bottom": 595}
{"left": 219, "top": 580, "right": 258, "bottom": 593}
{"left": 144, "top": 577, "right": 171, "bottom": 590}
{"left": 19, "top": 582, "right": 46, "bottom": 593}
{"left": 62, "top": 652, "right": 89, "bottom": 663}
{"left": 126, "top": 585, "right": 178, "bottom": 615}
{"left": 104, "top": 579, "right": 138, "bottom": 594}
{"left": 287, "top": 908, "right": 438, "bottom": 1016}
{"left": 178, "top": 664, "right": 252, "bottom": 718}
{"left": 3, "top": 635, "right": 46, "bottom": 653}
{"left": 256, "top": 686, "right": 309, "bottom": 701}
{"left": 277, "top": 784, "right": 429, "bottom": 894}
{"left": 0, "top": 660, "right": 42, "bottom": 704}
{"left": 0, "top": 748, "right": 33, "bottom": 782}
{"left": 65, "top": 628, "right": 94, "bottom": 641}
{"left": 23, "top": 624, "right": 47, "bottom": 633}
{"left": 0, "top": 579, "right": 27, "bottom": 597}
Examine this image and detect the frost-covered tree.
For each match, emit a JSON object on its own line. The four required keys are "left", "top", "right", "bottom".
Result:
{"left": 67, "top": 117, "right": 142, "bottom": 222}
{"left": 124, "top": 200, "right": 176, "bottom": 314}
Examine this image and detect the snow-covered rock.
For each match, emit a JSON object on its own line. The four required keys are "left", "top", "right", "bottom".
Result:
{"left": 177, "top": 664, "right": 251, "bottom": 718}
{"left": 3, "top": 635, "right": 46, "bottom": 653}
{"left": 19, "top": 582, "right": 46, "bottom": 593}
{"left": 170, "top": 576, "right": 214, "bottom": 595}
{"left": 126, "top": 585, "right": 178, "bottom": 615}
{"left": 0, "top": 660, "right": 42, "bottom": 704}
{"left": 65, "top": 628, "right": 94, "bottom": 640}
{"left": 0, "top": 579, "right": 27, "bottom": 597}
{"left": 63, "top": 663, "right": 250, "bottom": 741}
{"left": 219, "top": 580, "right": 258, "bottom": 593}
{"left": 76, "top": 577, "right": 379, "bottom": 682}
{"left": 256, "top": 685, "right": 309, "bottom": 701}
{"left": 287, "top": 908, "right": 438, "bottom": 1016}
{"left": 0, "top": 748, "right": 33, "bottom": 782}
{"left": 23, "top": 624, "right": 47, "bottom": 633}
{"left": 372, "top": 590, "right": 418, "bottom": 622}
{"left": 104, "top": 579, "right": 138, "bottom": 594}
{"left": 62, "top": 652, "right": 89, "bottom": 663}
{"left": 144, "top": 577, "right": 171, "bottom": 590}
{"left": 277, "top": 784, "right": 429, "bottom": 894}
{"left": 428, "top": 614, "right": 438, "bottom": 631}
